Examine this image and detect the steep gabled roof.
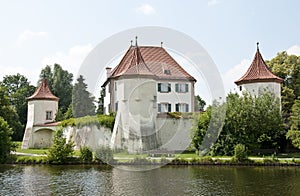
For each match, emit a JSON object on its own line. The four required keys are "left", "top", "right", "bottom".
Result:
{"left": 27, "top": 78, "right": 59, "bottom": 101}
{"left": 108, "top": 42, "right": 196, "bottom": 82}
{"left": 235, "top": 44, "right": 283, "bottom": 85}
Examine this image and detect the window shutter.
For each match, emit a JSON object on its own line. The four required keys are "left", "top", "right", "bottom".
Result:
{"left": 186, "top": 104, "right": 189, "bottom": 112}
{"left": 185, "top": 84, "right": 188, "bottom": 92}
{"left": 158, "top": 83, "right": 161, "bottom": 92}
{"left": 168, "top": 84, "right": 171, "bottom": 92}
{"left": 175, "top": 84, "right": 179, "bottom": 92}
{"left": 175, "top": 104, "right": 179, "bottom": 112}
{"left": 158, "top": 104, "right": 161, "bottom": 112}
{"left": 168, "top": 104, "right": 171, "bottom": 112}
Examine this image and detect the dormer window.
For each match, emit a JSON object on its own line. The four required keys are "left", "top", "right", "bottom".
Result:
{"left": 46, "top": 111, "right": 53, "bottom": 120}
{"left": 164, "top": 69, "right": 171, "bottom": 75}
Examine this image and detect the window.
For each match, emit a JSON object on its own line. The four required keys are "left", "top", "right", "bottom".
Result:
{"left": 175, "top": 103, "right": 189, "bottom": 112}
{"left": 158, "top": 83, "right": 171, "bottom": 93}
{"left": 164, "top": 69, "right": 171, "bottom": 75}
{"left": 175, "top": 83, "right": 188, "bottom": 93}
{"left": 46, "top": 111, "right": 53, "bottom": 120}
{"left": 158, "top": 103, "right": 171, "bottom": 113}
{"left": 239, "top": 86, "right": 242, "bottom": 91}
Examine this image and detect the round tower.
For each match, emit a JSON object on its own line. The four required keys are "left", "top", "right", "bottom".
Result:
{"left": 22, "top": 78, "right": 59, "bottom": 149}
{"left": 235, "top": 43, "right": 283, "bottom": 100}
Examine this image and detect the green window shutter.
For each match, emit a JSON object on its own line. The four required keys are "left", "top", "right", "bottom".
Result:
{"left": 185, "top": 104, "right": 189, "bottom": 112}
{"left": 168, "top": 84, "right": 171, "bottom": 92}
{"left": 175, "top": 104, "right": 179, "bottom": 112}
{"left": 168, "top": 104, "right": 171, "bottom": 112}
{"left": 175, "top": 84, "right": 179, "bottom": 92}
{"left": 158, "top": 83, "right": 161, "bottom": 92}
{"left": 158, "top": 104, "right": 161, "bottom": 112}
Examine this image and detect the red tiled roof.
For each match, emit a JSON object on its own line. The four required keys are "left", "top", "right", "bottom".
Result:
{"left": 235, "top": 48, "right": 283, "bottom": 85}
{"left": 109, "top": 45, "right": 196, "bottom": 81}
{"left": 27, "top": 78, "right": 59, "bottom": 101}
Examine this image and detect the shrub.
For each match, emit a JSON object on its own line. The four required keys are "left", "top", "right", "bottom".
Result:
{"left": 95, "top": 146, "right": 113, "bottom": 164}
{"left": 0, "top": 117, "right": 13, "bottom": 164}
{"left": 80, "top": 146, "right": 93, "bottom": 163}
{"left": 234, "top": 144, "right": 248, "bottom": 161}
{"left": 47, "top": 127, "right": 74, "bottom": 164}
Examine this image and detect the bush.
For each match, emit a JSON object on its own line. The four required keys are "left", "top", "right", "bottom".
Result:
{"left": 0, "top": 117, "right": 13, "bottom": 164}
{"left": 80, "top": 146, "right": 93, "bottom": 163}
{"left": 47, "top": 127, "right": 74, "bottom": 164}
{"left": 234, "top": 144, "right": 248, "bottom": 161}
{"left": 95, "top": 146, "right": 113, "bottom": 164}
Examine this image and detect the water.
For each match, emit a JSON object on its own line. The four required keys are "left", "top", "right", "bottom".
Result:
{"left": 0, "top": 165, "right": 300, "bottom": 195}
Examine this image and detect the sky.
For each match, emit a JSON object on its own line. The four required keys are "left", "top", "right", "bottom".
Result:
{"left": 0, "top": 0, "right": 300, "bottom": 104}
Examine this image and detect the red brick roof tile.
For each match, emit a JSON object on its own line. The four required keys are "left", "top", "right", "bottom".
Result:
{"left": 235, "top": 48, "right": 283, "bottom": 85}
{"left": 27, "top": 78, "right": 59, "bottom": 101}
{"left": 109, "top": 45, "right": 196, "bottom": 81}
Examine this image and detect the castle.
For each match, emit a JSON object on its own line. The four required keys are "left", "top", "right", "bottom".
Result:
{"left": 22, "top": 42, "right": 282, "bottom": 151}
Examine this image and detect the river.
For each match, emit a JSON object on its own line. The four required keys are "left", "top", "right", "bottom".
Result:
{"left": 0, "top": 165, "right": 299, "bottom": 195}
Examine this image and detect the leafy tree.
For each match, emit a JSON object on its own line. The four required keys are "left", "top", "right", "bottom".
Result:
{"left": 192, "top": 93, "right": 285, "bottom": 156}
{"left": 72, "top": 75, "right": 96, "bottom": 118}
{"left": 0, "top": 74, "right": 35, "bottom": 126}
{"left": 39, "top": 64, "right": 73, "bottom": 119}
{"left": 47, "top": 127, "right": 74, "bottom": 164}
{"left": 0, "top": 117, "right": 13, "bottom": 163}
{"left": 194, "top": 95, "right": 206, "bottom": 112}
{"left": 96, "top": 88, "right": 105, "bottom": 114}
{"left": 0, "top": 87, "right": 23, "bottom": 141}
{"left": 286, "top": 99, "right": 300, "bottom": 149}
{"left": 64, "top": 104, "right": 73, "bottom": 119}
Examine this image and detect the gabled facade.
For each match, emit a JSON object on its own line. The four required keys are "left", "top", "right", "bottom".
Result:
{"left": 22, "top": 78, "right": 59, "bottom": 149}
{"left": 235, "top": 43, "right": 283, "bottom": 100}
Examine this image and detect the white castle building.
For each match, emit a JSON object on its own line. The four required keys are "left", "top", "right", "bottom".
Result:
{"left": 102, "top": 39, "right": 196, "bottom": 152}
{"left": 235, "top": 43, "right": 283, "bottom": 100}
{"left": 22, "top": 78, "right": 59, "bottom": 149}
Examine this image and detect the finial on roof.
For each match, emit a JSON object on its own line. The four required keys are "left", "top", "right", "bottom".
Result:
{"left": 257, "top": 42, "right": 259, "bottom": 51}
{"left": 130, "top": 40, "right": 133, "bottom": 46}
{"left": 161, "top": 41, "right": 163, "bottom": 48}
{"left": 135, "top": 36, "right": 138, "bottom": 47}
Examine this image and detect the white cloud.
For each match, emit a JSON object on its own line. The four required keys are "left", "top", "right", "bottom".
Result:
{"left": 136, "top": 3, "right": 156, "bottom": 15}
{"left": 208, "top": 0, "right": 220, "bottom": 6}
{"left": 287, "top": 45, "right": 300, "bottom": 56}
{"left": 41, "top": 44, "right": 93, "bottom": 78}
{"left": 222, "top": 59, "right": 251, "bottom": 94}
{"left": 18, "top": 30, "right": 48, "bottom": 43}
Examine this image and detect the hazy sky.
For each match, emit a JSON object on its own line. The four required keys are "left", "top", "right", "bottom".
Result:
{"left": 0, "top": 0, "right": 299, "bottom": 103}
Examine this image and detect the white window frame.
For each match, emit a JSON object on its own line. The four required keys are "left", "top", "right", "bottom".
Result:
{"left": 158, "top": 103, "right": 171, "bottom": 113}
{"left": 175, "top": 83, "right": 188, "bottom": 93}
{"left": 175, "top": 103, "right": 189, "bottom": 112}
{"left": 46, "top": 111, "right": 53, "bottom": 120}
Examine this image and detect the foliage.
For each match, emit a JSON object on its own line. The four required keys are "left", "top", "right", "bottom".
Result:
{"left": 0, "top": 117, "right": 13, "bottom": 163}
{"left": 234, "top": 144, "right": 248, "bottom": 161}
{"left": 72, "top": 75, "right": 96, "bottom": 118}
{"left": 79, "top": 146, "right": 93, "bottom": 162}
{"left": 290, "top": 99, "right": 300, "bottom": 130}
{"left": 194, "top": 95, "right": 206, "bottom": 111}
{"left": 96, "top": 88, "right": 105, "bottom": 114}
{"left": 286, "top": 130, "right": 300, "bottom": 149}
{"left": 191, "top": 93, "right": 285, "bottom": 156}
{"left": 39, "top": 64, "right": 73, "bottom": 119}
{"left": 47, "top": 127, "right": 74, "bottom": 164}
{"left": 60, "top": 114, "right": 115, "bottom": 131}
{"left": 94, "top": 146, "right": 113, "bottom": 163}
{"left": 0, "top": 86, "right": 23, "bottom": 141}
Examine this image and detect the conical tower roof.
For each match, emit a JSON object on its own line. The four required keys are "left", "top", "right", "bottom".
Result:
{"left": 27, "top": 78, "right": 59, "bottom": 101}
{"left": 235, "top": 43, "right": 283, "bottom": 85}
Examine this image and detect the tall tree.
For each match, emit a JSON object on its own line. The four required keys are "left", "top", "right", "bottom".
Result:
{"left": 72, "top": 75, "right": 96, "bottom": 118}
{"left": 194, "top": 95, "right": 206, "bottom": 112}
{"left": 0, "top": 74, "right": 35, "bottom": 126}
{"left": 96, "top": 88, "right": 105, "bottom": 114}
{"left": 0, "top": 86, "right": 23, "bottom": 141}
{"left": 39, "top": 64, "right": 73, "bottom": 119}
{"left": 0, "top": 117, "right": 13, "bottom": 163}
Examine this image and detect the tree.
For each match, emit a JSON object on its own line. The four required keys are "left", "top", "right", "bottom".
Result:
{"left": 39, "top": 64, "right": 73, "bottom": 119}
{"left": 0, "top": 117, "right": 13, "bottom": 163}
{"left": 72, "top": 75, "right": 96, "bottom": 118}
{"left": 47, "top": 127, "right": 74, "bottom": 164}
{"left": 0, "top": 86, "right": 23, "bottom": 141}
{"left": 96, "top": 88, "right": 105, "bottom": 114}
{"left": 194, "top": 95, "right": 206, "bottom": 112}
{"left": 286, "top": 99, "right": 300, "bottom": 149}
{"left": 191, "top": 93, "right": 285, "bottom": 156}
{"left": 0, "top": 74, "right": 35, "bottom": 126}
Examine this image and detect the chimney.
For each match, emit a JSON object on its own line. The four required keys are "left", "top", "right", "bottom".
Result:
{"left": 106, "top": 67, "right": 112, "bottom": 78}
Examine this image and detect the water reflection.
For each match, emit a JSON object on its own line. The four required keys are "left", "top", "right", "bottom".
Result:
{"left": 0, "top": 165, "right": 300, "bottom": 195}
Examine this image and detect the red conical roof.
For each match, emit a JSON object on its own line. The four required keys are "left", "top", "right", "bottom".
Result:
{"left": 235, "top": 45, "right": 283, "bottom": 85}
{"left": 27, "top": 78, "right": 59, "bottom": 101}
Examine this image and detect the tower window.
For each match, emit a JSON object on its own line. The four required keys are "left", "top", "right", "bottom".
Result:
{"left": 239, "top": 86, "right": 242, "bottom": 91}
{"left": 46, "top": 111, "right": 53, "bottom": 120}
{"left": 164, "top": 69, "right": 171, "bottom": 75}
